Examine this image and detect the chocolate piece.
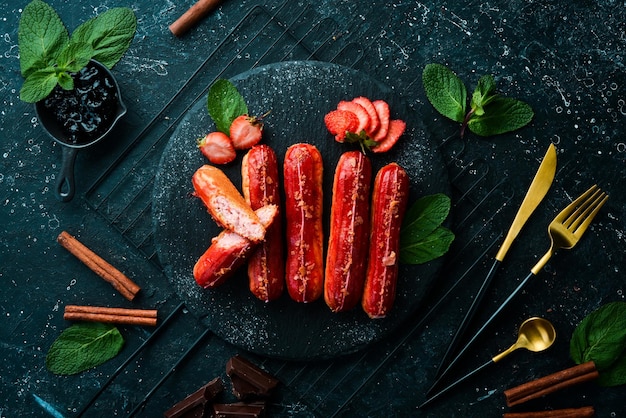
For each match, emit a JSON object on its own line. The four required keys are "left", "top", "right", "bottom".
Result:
{"left": 164, "top": 377, "right": 223, "bottom": 418}
{"left": 212, "top": 401, "right": 266, "bottom": 418}
{"left": 225, "top": 356, "right": 279, "bottom": 400}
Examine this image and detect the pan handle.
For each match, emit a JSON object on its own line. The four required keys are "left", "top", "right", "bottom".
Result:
{"left": 56, "top": 146, "right": 79, "bottom": 202}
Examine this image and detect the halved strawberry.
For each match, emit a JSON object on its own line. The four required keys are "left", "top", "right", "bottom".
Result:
{"left": 324, "top": 109, "right": 360, "bottom": 142}
{"left": 371, "top": 119, "right": 405, "bottom": 153}
{"left": 337, "top": 101, "right": 371, "bottom": 135}
{"left": 372, "top": 100, "right": 390, "bottom": 142}
{"left": 198, "top": 131, "right": 237, "bottom": 164}
{"left": 230, "top": 115, "right": 264, "bottom": 150}
{"left": 352, "top": 96, "right": 380, "bottom": 136}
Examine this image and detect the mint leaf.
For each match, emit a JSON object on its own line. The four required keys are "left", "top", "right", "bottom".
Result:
{"left": 19, "top": 67, "right": 59, "bottom": 103}
{"left": 467, "top": 96, "right": 534, "bottom": 136}
{"left": 422, "top": 63, "right": 467, "bottom": 123}
{"left": 56, "top": 41, "right": 93, "bottom": 72}
{"left": 56, "top": 71, "right": 74, "bottom": 90}
{"left": 597, "top": 352, "right": 626, "bottom": 387}
{"left": 18, "top": 0, "right": 69, "bottom": 78}
{"left": 423, "top": 63, "right": 534, "bottom": 138}
{"left": 400, "top": 193, "right": 455, "bottom": 264}
{"left": 402, "top": 193, "right": 451, "bottom": 241}
{"left": 18, "top": 2, "right": 136, "bottom": 103}
{"left": 208, "top": 79, "right": 249, "bottom": 134}
{"left": 46, "top": 322, "right": 124, "bottom": 375}
{"left": 400, "top": 226, "right": 455, "bottom": 265}
{"left": 570, "top": 301, "right": 626, "bottom": 375}
{"left": 71, "top": 7, "right": 137, "bottom": 68}
{"left": 470, "top": 74, "right": 496, "bottom": 116}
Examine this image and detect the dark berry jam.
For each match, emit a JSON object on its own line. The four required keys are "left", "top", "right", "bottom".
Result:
{"left": 42, "top": 61, "right": 119, "bottom": 145}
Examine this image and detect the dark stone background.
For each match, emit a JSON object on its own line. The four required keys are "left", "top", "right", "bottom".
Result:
{"left": 1, "top": 0, "right": 624, "bottom": 416}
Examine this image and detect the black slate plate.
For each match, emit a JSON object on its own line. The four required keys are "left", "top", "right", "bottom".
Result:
{"left": 152, "top": 61, "right": 450, "bottom": 360}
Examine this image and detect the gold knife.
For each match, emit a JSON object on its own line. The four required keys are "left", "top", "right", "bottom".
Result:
{"left": 428, "top": 143, "right": 557, "bottom": 390}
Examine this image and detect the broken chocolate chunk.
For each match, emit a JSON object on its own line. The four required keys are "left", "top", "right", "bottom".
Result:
{"left": 226, "top": 355, "right": 279, "bottom": 400}
{"left": 212, "top": 401, "right": 266, "bottom": 418}
{"left": 164, "top": 377, "right": 224, "bottom": 418}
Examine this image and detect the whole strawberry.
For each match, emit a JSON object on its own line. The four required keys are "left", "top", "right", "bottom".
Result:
{"left": 230, "top": 115, "right": 264, "bottom": 150}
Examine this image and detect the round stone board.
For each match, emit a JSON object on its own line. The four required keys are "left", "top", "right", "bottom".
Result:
{"left": 152, "top": 60, "right": 450, "bottom": 360}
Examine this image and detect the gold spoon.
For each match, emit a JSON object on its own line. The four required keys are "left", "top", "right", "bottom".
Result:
{"left": 419, "top": 317, "right": 556, "bottom": 409}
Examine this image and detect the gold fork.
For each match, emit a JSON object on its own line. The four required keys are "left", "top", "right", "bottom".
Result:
{"left": 530, "top": 184, "right": 609, "bottom": 274}
{"left": 426, "top": 184, "right": 609, "bottom": 398}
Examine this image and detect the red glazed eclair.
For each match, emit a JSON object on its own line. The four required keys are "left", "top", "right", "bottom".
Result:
{"left": 283, "top": 143, "right": 324, "bottom": 303}
{"left": 192, "top": 165, "right": 266, "bottom": 243}
{"left": 241, "top": 145, "right": 285, "bottom": 302}
{"left": 193, "top": 205, "right": 278, "bottom": 289}
{"left": 324, "top": 151, "right": 372, "bottom": 312}
{"left": 362, "top": 163, "right": 409, "bottom": 318}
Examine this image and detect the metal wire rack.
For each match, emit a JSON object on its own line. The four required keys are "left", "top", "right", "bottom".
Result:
{"left": 82, "top": 1, "right": 512, "bottom": 416}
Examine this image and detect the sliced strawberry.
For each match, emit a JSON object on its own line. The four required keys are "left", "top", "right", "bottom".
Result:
{"left": 198, "top": 131, "right": 237, "bottom": 164}
{"left": 324, "top": 109, "right": 360, "bottom": 142}
{"left": 352, "top": 96, "right": 380, "bottom": 136}
{"left": 337, "top": 101, "right": 371, "bottom": 135}
{"left": 371, "top": 119, "right": 406, "bottom": 153}
{"left": 230, "top": 115, "right": 264, "bottom": 150}
{"left": 372, "top": 100, "right": 390, "bottom": 142}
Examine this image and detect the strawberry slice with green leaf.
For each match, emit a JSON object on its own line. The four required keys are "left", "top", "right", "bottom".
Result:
{"left": 198, "top": 131, "right": 237, "bottom": 165}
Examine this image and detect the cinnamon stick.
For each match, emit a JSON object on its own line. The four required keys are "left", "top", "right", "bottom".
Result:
{"left": 57, "top": 231, "right": 141, "bottom": 301}
{"left": 169, "top": 0, "right": 224, "bottom": 37}
{"left": 64, "top": 305, "right": 158, "bottom": 326}
{"left": 504, "top": 362, "right": 599, "bottom": 407}
{"left": 503, "top": 406, "right": 595, "bottom": 418}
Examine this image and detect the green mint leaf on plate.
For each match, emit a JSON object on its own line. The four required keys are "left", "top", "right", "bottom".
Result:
{"left": 71, "top": 7, "right": 137, "bottom": 69}
{"left": 570, "top": 301, "right": 626, "bottom": 386}
{"left": 401, "top": 226, "right": 455, "bottom": 265}
{"left": 18, "top": 0, "right": 69, "bottom": 78}
{"left": 400, "top": 193, "right": 455, "bottom": 264}
{"left": 467, "top": 96, "right": 534, "bottom": 137}
{"left": 19, "top": 67, "right": 60, "bottom": 103}
{"left": 422, "top": 63, "right": 467, "bottom": 123}
{"left": 208, "top": 79, "right": 249, "bottom": 134}
{"left": 46, "top": 322, "right": 124, "bottom": 375}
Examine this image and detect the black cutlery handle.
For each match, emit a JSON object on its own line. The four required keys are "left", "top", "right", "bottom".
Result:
{"left": 434, "top": 258, "right": 502, "bottom": 379}
{"left": 420, "top": 359, "right": 494, "bottom": 409}
{"left": 427, "top": 270, "right": 536, "bottom": 394}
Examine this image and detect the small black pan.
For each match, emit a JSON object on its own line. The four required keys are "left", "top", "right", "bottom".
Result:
{"left": 35, "top": 60, "right": 127, "bottom": 202}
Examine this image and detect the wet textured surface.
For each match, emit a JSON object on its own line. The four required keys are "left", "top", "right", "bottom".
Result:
{"left": 1, "top": 1, "right": 625, "bottom": 417}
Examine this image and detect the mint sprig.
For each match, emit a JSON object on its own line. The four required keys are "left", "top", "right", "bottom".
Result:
{"left": 18, "top": 0, "right": 136, "bottom": 103}
{"left": 422, "top": 63, "right": 534, "bottom": 138}
{"left": 400, "top": 193, "right": 455, "bottom": 265}
{"left": 46, "top": 322, "right": 124, "bottom": 375}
